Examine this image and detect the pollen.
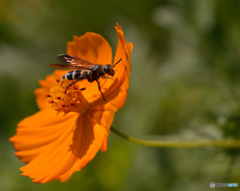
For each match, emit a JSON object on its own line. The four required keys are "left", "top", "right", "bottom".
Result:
{"left": 46, "top": 79, "right": 88, "bottom": 114}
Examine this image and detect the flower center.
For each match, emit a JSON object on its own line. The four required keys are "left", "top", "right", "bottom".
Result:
{"left": 46, "top": 79, "right": 89, "bottom": 115}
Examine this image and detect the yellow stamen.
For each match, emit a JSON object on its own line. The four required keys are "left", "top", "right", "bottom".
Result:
{"left": 47, "top": 79, "right": 90, "bottom": 115}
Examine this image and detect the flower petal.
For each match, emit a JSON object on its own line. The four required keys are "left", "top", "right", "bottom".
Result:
{"left": 58, "top": 102, "right": 116, "bottom": 182}
{"left": 10, "top": 109, "right": 78, "bottom": 163}
{"left": 10, "top": 109, "right": 92, "bottom": 183}
{"left": 107, "top": 23, "right": 133, "bottom": 109}
{"left": 89, "top": 102, "right": 117, "bottom": 131}
{"left": 92, "top": 23, "right": 133, "bottom": 107}
{"left": 58, "top": 113, "right": 110, "bottom": 182}
{"left": 10, "top": 106, "right": 112, "bottom": 183}
{"left": 67, "top": 33, "right": 112, "bottom": 65}
{"left": 88, "top": 102, "right": 117, "bottom": 152}
{"left": 19, "top": 114, "right": 98, "bottom": 183}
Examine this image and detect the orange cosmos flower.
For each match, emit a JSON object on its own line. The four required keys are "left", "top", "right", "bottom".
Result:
{"left": 10, "top": 23, "right": 133, "bottom": 183}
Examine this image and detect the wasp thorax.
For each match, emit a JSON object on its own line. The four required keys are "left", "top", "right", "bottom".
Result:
{"left": 46, "top": 79, "right": 88, "bottom": 115}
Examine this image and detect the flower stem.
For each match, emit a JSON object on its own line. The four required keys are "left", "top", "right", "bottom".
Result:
{"left": 110, "top": 126, "right": 240, "bottom": 148}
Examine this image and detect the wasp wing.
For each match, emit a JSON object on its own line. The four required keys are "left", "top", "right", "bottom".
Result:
{"left": 50, "top": 64, "right": 91, "bottom": 70}
{"left": 57, "top": 54, "right": 96, "bottom": 68}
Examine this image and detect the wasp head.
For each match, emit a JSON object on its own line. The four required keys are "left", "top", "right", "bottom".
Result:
{"left": 104, "top": 65, "right": 115, "bottom": 76}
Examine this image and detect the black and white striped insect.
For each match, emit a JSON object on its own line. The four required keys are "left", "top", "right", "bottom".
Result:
{"left": 50, "top": 54, "right": 122, "bottom": 101}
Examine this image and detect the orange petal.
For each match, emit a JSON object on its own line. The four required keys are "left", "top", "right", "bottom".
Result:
{"left": 114, "top": 23, "right": 133, "bottom": 78}
{"left": 67, "top": 33, "right": 112, "bottom": 65}
{"left": 92, "top": 23, "right": 133, "bottom": 107}
{"left": 19, "top": 115, "right": 98, "bottom": 183}
{"left": 89, "top": 102, "right": 117, "bottom": 131}
{"left": 58, "top": 114, "right": 109, "bottom": 182}
{"left": 10, "top": 109, "right": 80, "bottom": 183}
{"left": 10, "top": 107, "right": 111, "bottom": 183}
{"left": 89, "top": 102, "right": 117, "bottom": 152}
{"left": 110, "top": 23, "right": 133, "bottom": 109}
{"left": 58, "top": 103, "right": 116, "bottom": 182}
{"left": 10, "top": 109, "right": 78, "bottom": 163}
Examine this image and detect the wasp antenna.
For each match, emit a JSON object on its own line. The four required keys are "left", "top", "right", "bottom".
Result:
{"left": 113, "top": 58, "right": 122, "bottom": 68}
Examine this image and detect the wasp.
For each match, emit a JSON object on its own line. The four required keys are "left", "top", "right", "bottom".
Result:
{"left": 50, "top": 54, "right": 122, "bottom": 101}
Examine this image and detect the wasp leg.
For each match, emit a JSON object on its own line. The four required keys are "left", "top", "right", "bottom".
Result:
{"left": 65, "top": 73, "right": 87, "bottom": 91}
{"left": 66, "top": 79, "right": 82, "bottom": 91}
{"left": 102, "top": 76, "right": 113, "bottom": 80}
{"left": 96, "top": 79, "right": 105, "bottom": 101}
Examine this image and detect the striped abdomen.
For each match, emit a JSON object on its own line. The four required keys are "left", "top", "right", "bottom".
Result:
{"left": 61, "top": 70, "right": 89, "bottom": 81}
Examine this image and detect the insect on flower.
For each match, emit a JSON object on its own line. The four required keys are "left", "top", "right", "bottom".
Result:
{"left": 9, "top": 23, "right": 133, "bottom": 183}
{"left": 50, "top": 54, "right": 122, "bottom": 101}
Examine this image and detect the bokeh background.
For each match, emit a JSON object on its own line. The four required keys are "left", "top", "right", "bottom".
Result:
{"left": 1, "top": 0, "right": 240, "bottom": 190}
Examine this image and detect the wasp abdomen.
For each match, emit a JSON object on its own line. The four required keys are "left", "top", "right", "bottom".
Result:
{"left": 61, "top": 70, "right": 91, "bottom": 82}
{"left": 61, "top": 70, "right": 84, "bottom": 80}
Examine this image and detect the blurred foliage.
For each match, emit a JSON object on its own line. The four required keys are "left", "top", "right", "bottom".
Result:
{"left": 1, "top": 0, "right": 240, "bottom": 190}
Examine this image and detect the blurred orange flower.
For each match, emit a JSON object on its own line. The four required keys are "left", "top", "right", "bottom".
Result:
{"left": 10, "top": 23, "right": 133, "bottom": 183}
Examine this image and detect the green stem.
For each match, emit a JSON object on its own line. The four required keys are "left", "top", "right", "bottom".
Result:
{"left": 110, "top": 126, "right": 240, "bottom": 148}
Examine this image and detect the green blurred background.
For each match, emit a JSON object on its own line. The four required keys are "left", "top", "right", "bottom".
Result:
{"left": 1, "top": 0, "right": 240, "bottom": 190}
